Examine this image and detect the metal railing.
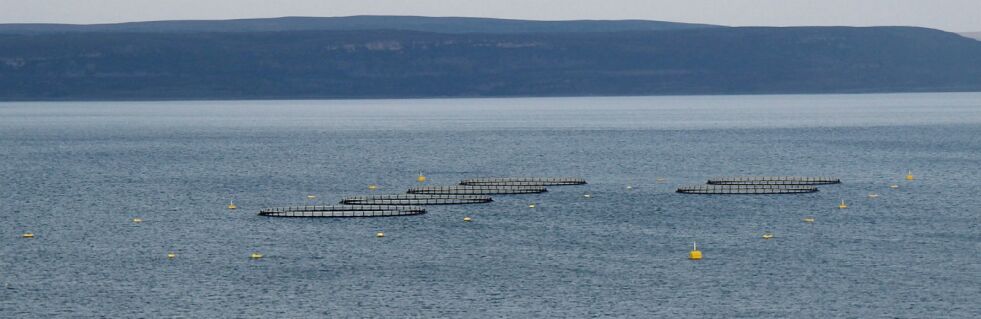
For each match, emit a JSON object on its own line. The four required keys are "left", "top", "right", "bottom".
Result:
{"left": 407, "top": 185, "right": 547, "bottom": 195}
{"left": 677, "top": 184, "right": 819, "bottom": 194}
{"left": 258, "top": 205, "right": 427, "bottom": 217}
{"left": 459, "top": 177, "right": 587, "bottom": 186}
{"left": 340, "top": 194, "right": 493, "bottom": 205}
{"left": 707, "top": 176, "right": 840, "bottom": 185}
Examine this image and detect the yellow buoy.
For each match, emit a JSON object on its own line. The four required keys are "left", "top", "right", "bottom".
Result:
{"left": 905, "top": 170, "right": 914, "bottom": 181}
{"left": 528, "top": 203, "right": 536, "bottom": 208}
{"left": 376, "top": 231, "right": 385, "bottom": 238}
{"left": 463, "top": 216, "right": 472, "bottom": 222}
{"left": 167, "top": 252, "right": 176, "bottom": 259}
{"left": 889, "top": 184, "right": 899, "bottom": 189}
{"left": 250, "top": 252, "right": 263, "bottom": 259}
{"left": 132, "top": 218, "right": 143, "bottom": 223}
{"left": 368, "top": 184, "right": 378, "bottom": 191}
{"left": 762, "top": 232, "right": 774, "bottom": 240}
{"left": 803, "top": 217, "right": 816, "bottom": 223}
{"left": 22, "top": 233, "right": 34, "bottom": 238}
{"left": 838, "top": 200, "right": 848, "bottom": 209}
{"left": 227, "top": 200, "right": 237, "bottom": 210}
{"left": 307, "top": 195, "right": 316, "bottom": 200}
{"left": 417, "top": 173, "right": 427, "bottom": 183}
{"left": 689, "top": 242, "right": 702, "bottom": 260}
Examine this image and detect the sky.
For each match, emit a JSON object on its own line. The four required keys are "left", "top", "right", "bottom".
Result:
{"left": 2, "top": 0, "right": 980, "bottom": 32}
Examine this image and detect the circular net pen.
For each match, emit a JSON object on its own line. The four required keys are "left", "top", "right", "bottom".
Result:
{"left": 459, "top": 177, "right": 587, "bottom": 186}
{"left": 407, "top": 185, "right": 547, "bottom": 195}
{"left": 707, "top": 176, "right": 840, "bottom": 185}
{"left": 258, "top": 205, "right": 426, "bottom": 217}
{"left": 339, "top": 194, "right": 493, "bottom": 205}
{"left": 677, "top": 185, "right": 819, "bottom": 194}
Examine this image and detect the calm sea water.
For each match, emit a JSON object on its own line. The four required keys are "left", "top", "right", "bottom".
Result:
{"left": 1, "top": 93, "right": 980, "bottom": 318}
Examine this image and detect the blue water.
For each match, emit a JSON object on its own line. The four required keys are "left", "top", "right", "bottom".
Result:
{"left": 1, "top": 93, "right": 980, "bottom": 318}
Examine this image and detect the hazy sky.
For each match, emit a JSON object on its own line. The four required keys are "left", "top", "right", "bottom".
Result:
{"left": 3, "top": 0, "right": 980, "bottom": 32}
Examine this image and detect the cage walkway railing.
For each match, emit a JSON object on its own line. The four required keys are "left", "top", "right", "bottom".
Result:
{"left": 459, "top": 177, "right": 587, "bottom": 186}
{"left": 258, "top": 205, "right": 426, "bottom": 217}
{"left": 407, "top": 185, "right": 547, "bottom": 195}
{"left": 340, "top": 194, "right": 493, "bottom": 205}
{"left": 677, "top": 185, "right": 819, "bottom": 194}
{"left": 707, "top": 176, "right": 840, "bottom": 185}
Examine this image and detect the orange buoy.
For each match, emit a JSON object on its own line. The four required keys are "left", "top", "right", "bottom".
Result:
{"left": 689, "top": 242, "right": 702, "bottom": 260}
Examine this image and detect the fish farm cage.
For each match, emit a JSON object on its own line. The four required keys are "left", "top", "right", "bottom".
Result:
{"left": 258, "top": 205, "right": 426, "bottom": 217}
{"left": 407, "top": 185, "right": 548, "bottom": 195}
{"left": 459, "top": 177, "right": 587, "bottom": 186}
{"left": 339, "top": 194, "right": 493, "bottom": 205}
{"left": 676, "top": 185, "right": 819, "bottom": 194}
{"left": 706, "top": 176, "right": 841, "bottom": 185}
{"left": 258, "top": 177, "right": 586, "bottom": 217}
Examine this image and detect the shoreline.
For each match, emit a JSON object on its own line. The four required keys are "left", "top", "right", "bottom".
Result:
{"left": 2, "top": 89, "right": 980, "bottom": 104}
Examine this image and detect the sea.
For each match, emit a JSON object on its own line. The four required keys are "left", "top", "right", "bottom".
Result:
{"left": 1, "top": 93, "right": 979, "bottom": 318}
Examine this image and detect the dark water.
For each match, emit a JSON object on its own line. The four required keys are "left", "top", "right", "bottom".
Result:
{"left": 1, "top": 93, "right": 979, "bottom": 318}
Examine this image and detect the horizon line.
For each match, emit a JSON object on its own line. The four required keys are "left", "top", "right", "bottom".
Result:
{"left": 2, "top": 15, "right": 977, "bottom": 33}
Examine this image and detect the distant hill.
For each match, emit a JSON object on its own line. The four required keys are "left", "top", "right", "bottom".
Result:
{"left": 0, "top": 16, "right": 720, "bottom": 34}
{"left": 961, "top": 32, "right": 981, "bottom": 40}
{"left": 1, "top": 18, "right": 980, "bottom": 100}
